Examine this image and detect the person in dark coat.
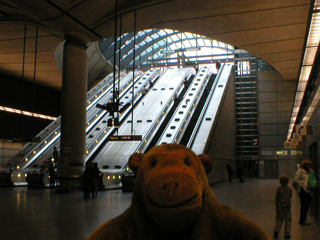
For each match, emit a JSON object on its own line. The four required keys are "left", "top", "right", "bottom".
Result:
{"left": 48, "top": 163, "right": 56, "bottom": 188}
{"left": 226, "top": 164, "right": 234, "bottom": 183}
{"left": 83, "top": 162, "right": 95, "bottom": 198}
{"left": 93, "top": 162, "right": 101, "bottom": 197}
{"left": 52, "top": 146, "right": 59, "bottom": 164}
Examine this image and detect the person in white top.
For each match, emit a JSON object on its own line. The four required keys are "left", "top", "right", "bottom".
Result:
{"left": 294, "top": 159, "right": 313, "bottom": 225}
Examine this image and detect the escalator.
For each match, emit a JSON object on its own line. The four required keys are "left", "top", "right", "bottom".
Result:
{"left": 0, "top": 72, "right": 121, "bottom": 186}
{"left": 190, "top": 64, "right": 234, "bottom": 154}
{"left": 92, "top": 68, "right": 196, "bottom": 189}
{"left": 179, "top": 73, "right": 217, "bottom": 146}
{"left": 87, "top": 74, "right": 162, "bottom": 162}
{"left": 145, "top": 74, "right": 195, "bottom": 152}
{"left": 155, "top": 65, "right": 214, "bottom": 145}
{"left": 25, "top": 70, "right": 159, "bottom": 187}
{"left": 0, "top": 71, "right": 153, "bottom": 186}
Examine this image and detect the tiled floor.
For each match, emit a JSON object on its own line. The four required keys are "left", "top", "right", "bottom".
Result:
{"left": 0, "top": 179, "right": 319, "bottom": 240}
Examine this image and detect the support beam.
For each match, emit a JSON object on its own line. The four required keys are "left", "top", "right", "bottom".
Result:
{"left": 57, "top": 36, "right": 88, "bottom": 192}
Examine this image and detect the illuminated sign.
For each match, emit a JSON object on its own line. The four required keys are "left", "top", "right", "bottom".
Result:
{"left": 284, "top": 141, "right": 297, "bottom": 148}
{"left": 291, "top": 150, "right": 303, "bottom": 155}
{"left": 108, "top": 135, "right": 142, "bottom": 141}
{"left": 276, "top": 151, "right": 288, "bottom": 155}
{"left": 261, "top": 151, "right": 273, "bottom": 156}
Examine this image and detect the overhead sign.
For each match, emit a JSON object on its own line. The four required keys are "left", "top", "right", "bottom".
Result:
{"left": 291, "top": 150, "right": 303, "bottom": 155}
{"left": 296, "top": 125, "right": 307, "bottom": 136}
{"left": 261, "top": 151, "right": 273, "bottom": 156}
{"left": 293, "top": 141, "right": 302, "bottom": 147}
{"left": 108, "top": 135, "right": 142, "bottom": 141}
{"left": 276, "top": 151, "right": 288, "bottom": 155}
{"left": 284, "top": 141, "right": 290, "bottom": 148}
{"left": 284, "top": 141, "right": 296, "bottom": 148}
{"left": 292, "top": 133, "right": 302, "bottom": 142}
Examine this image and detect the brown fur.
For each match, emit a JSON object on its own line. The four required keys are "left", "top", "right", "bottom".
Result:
{"left": 88, "top": 144, "right": 272, "bottom": 240}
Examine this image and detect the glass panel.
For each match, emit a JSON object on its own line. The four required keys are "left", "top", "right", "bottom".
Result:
{"left": 170, "top": 35, "right": 180, "bottom": 41}
{"left": 238, "top": 61, "right": 251, "bottom": 75}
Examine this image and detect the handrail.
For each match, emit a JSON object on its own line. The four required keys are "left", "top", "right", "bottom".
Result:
{"left": 173, "top": 70, "right": 213, "bottom": 143}
{"left": 187, "top": 65, "right": 225, "bottom": 148}
{"left": 4, "top": 72, "right": 139, "bottom": 172}
{"left": 155, "top": 66, "right": 214, "bottom": 145}
{"left": 136, "top": 67, "right": 196, "bottom": 153}
{"left": 85, "top": 69, "right": 161, "bottom": 160}
{"left": 102, "top": 68, "right": 195, "bottom": 176}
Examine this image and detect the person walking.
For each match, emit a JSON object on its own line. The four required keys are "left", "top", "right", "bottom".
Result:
{"left": 226, "top": 164, "right": 234, "bottom": 183}
{"left": 48, "top": 163, "right": 56, "bottom": 188}
{"left": 294, "top": 159, "right": 315, "bottom": 225}
{"left": 93, "top": 162, "right": 101, "bottom": 197}
{"left": 83, "top": 162, "right": 95, "bottom": 198}
{"left": 52, "top": 146, "right": 59, "bottom": 164}
{"left": 273, "top": 173, "right": 292, "bottom": 239}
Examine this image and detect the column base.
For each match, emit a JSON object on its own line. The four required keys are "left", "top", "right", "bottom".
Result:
{"left": 56, "top": 177, "right": 83, "bottom": 192}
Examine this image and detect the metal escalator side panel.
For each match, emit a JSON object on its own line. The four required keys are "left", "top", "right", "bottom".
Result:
{"left": 191, "top": 64, "right": 233, "bottom": 154}
{"left": 156, "top": 65, "right": 213, "bottom": 145}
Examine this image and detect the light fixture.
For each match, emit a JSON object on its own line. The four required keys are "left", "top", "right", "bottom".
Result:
{"left": 0, "top": 105, "right": 56, "bottom": 120}
{"left": 287, "top": 1, "right": 320, "bottom": 139}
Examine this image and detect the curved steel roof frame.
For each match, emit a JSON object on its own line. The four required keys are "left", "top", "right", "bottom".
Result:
{"left": 99, "top": 29, "right": 234, "bottom": 70}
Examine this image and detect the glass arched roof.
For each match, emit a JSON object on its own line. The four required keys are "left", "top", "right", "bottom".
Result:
{"left": 99, "top": 29, "right": 234, "bottom": 70}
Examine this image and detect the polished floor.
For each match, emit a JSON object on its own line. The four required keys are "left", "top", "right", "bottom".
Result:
{"left": 0, "top": 179, "right": 319, "bottom": 240}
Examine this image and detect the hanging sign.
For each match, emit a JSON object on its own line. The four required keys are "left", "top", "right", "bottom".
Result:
{"left": 291, "top": 150, "right": 303, "bottom": 155}
{"left": 292, "top": 133, "right": 302, "bottom": 142}
{"left": 296, "top": 125, "right": 307, "bottom": 136}
{"left": 261, "top": 151, "right": 273, "bottom": 156}
{"left": 284, "top": 140, "right": 296, "bottom": 148}
{"left": 276, "top": 151, "right": 288, "bottom": 155}
{"left": 108, "top": 135, "right": 142, "bottom": 141}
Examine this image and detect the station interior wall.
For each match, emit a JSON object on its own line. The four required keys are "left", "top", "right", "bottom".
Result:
{"left": 0, "top": 141, "right": 24, "bottom": 166}
{"left": 205, "top": 70, "right": 237, "bottom": 185}
{"left": 0, "top": 72, "right": 61, "bottom": 139}
{"left": 258, "top": 69, "right": 299, "bottom": 179}
{"left": 306, "top": 100, "right": 320, "bottom": 222}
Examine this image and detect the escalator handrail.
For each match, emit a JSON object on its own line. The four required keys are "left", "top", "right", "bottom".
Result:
{"left": 85, "top": 74, "right": 158, "bottom": 159}
{"left": 156, "top": 66, "right": 213, "bottom": 145}
{"left": 186, "top": 65, "right": 225, "bottom": 148}
{"left": 136, "top": 68, "right": 196, "bottom": 153}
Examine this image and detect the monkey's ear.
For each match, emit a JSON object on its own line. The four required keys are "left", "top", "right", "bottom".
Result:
{"left": 128, "top": 153, "right": 145, "bottom": 174}
{"left": 198, "top": 154, "right": 212, "bottom": 174}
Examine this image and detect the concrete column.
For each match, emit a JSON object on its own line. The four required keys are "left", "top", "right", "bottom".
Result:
{"left": 58, "top": 36, "right": 88, "bottom": 191}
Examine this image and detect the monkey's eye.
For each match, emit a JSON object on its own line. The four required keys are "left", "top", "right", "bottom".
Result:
{"left": 184, "top": 158, "right": 191, "bottom": 166}
{"left": 151, "top": 159, "right": 157, "bottom": 168}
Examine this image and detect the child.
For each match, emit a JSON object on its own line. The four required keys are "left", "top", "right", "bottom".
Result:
{"left": 273, "top": 173, "right": 292, "bottom": 239}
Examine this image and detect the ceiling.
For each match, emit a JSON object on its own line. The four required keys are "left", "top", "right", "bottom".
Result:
{"left": 0, "top": 0, "right": 313, "bottom": 90}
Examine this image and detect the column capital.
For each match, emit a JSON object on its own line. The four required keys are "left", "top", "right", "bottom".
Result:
{"left": 64, "top": 35, "right": 89, "bottom": 50}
